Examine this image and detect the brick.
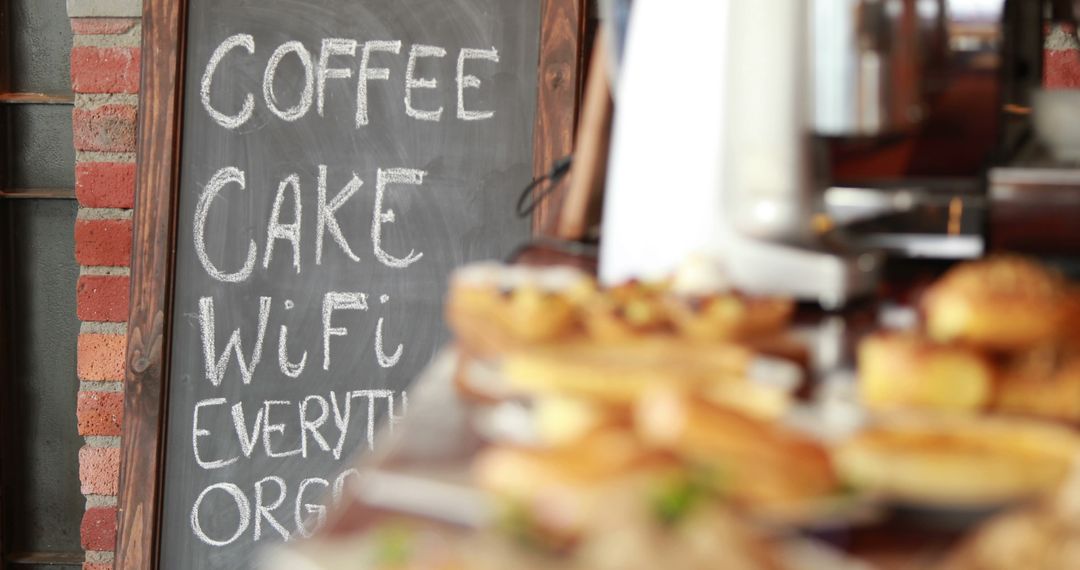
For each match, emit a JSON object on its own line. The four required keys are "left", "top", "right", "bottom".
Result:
{"left": 77, "top": 275, "right": 130, "bottom": 322}
{"left": 78, "top": 333, "right": 126, "bottom": 381}
{"left": 84, "top": 564, "right": 113, "bottom": 570}
{"left": 79, "top": 446, "right": 121, "bottom": 495}
{"left": 72, "top": 47, "right": 140, "bottom": 94}
{"left": 81, "top": 507, "right": 118, "bottom": 552}
{"left": 1046, "top": 49, "right": 1080, "bottom": 89}
{"left": 77, "top": 392, "right": 124, "bottom": 436}
{"left": 73, "top": 105, "right": 137, "bottom": 152}
{"left": 75, "top": 218, "right": 133, "bottom": 267}
{"left": 71, "top": 17, "right": 137, "bottom": 35}
{"left": 76, "top": 162, "right": 136, "bottom": 209}
{"left": 1046, "top": 23, "right": 1080, "bottom": 51}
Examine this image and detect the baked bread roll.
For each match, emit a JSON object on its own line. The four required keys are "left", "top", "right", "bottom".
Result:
{"left": 474, "top": 429, "right": 788, "bottom": 570}
{"left": 664, "top": 293, "right": 795, "bottom": 341}
{"left": 571, "top": 503, "right": 788, "bottom": 570}
{"left": 579, "top": 281, "right": 671, "bottom": 342}
{"left": 501, "top": 338, "right": 757, "bottom": 403}
{"left": 446, "top": 263, "right": 593, "bottom": 354}
{"left": 1066, "top": 290, "right": 1080, "bottom": 355}
{"left": 995, "top": 352, "right": 1080, "bottom": 422}
{"left": 922, "top": 256, "right": 1071, "bottom": 350}
{"left": 858, "top": 332, "right": 993, "bottom": 413}
{"left": 532, "top": 396, "right": 631, "bottom": 447}
{"left": 837, "top": 414, "right": 1080, "bottom": 505}
{"left": 938, "top": 507, "right": 1059, "bottom": 570}
{"left": 635, "top": 392, "right": 839, "bottom": 510}
{"left": 940, "top": 460, "right": 1080, "bottom": 570}
{"left": 473, "top": 429, "right": 679, "bottom": 544}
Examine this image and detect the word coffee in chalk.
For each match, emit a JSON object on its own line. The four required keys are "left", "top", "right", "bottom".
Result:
{"left": 201, "top": 34, "right": 499, "bottom": 129}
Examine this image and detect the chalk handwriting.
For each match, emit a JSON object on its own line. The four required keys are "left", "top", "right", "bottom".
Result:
{"left": 199, "top": 296, "right": 271, "bottom": 386}
{"left": 404, "top": 44, "right": 447, "bottom": 121}
{"left": 372, "top": 168, "right": 426, "bottom": 268}
{"left": 263, "top": 41, "right": 314, "bottom": 121}
{"left": 185, "top": 25, "right": 506, "bottom": 553}
{"left": 200, "top": 34, "right": 501, "bottom": 128}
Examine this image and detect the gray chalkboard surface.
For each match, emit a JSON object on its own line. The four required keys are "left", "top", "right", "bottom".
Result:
{"left": 159, "top": 1, "right": 538, "bottom": 568}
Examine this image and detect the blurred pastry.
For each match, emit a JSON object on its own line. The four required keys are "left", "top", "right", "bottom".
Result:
{"left": 580, "top": 280, "right": 671, "bottom": 342}
{"left": 1066, "top": 290, "right": 1080, "bottom": 355}
{"left": 453, "top": 353, "right": 515, "bottom": 403}
{"left": 501, "top": 338, "right": 757, "bottom": 403}
{"left": 938, "top": 507, "right": 1060, "bottom": 570}
{"left": 473, "top": 429, "right": 679, "bottom": 546}
{"left": 531, "top": 396, "right": 630, "bottom": 447}
{"left": 327, "top": 521, "right": 572, "bottom": 570}
{"left": 940, "top": 460, "right": 1080, "bottom": 570}
{"left": 473, "top": 427, "right": 787, "bottom": 570}
{"left": 837, "top": 414, "right": 1080, "bottom": 506}
{"left": 306, "top": 510, "right": 791, "bottom": 570}
{"left": 665, "top": 293, "right": 795, "bottom": 341}
{"left": 572, "top": 503, "right": 788, "bottom": 570}
{"left": 665, "top": 254, "right": 794, "bottom": 345}
{"left": 922, "top": 256, "right": 1070, "bottom": 350}
{"left": 350, "top": 523, "right": 472, "bottom": 570}
{"left": 700, "top": 380, "right": 794, "bottom": 421}
{"left": 635, "top": 392, "right": 839, "bottom": 510}
{"left": 995, "top": 351, "right": 1080, "bottom": 422}
{"left": 858, "top": 332, "right": 993, "bottom": 413}
{"left": 446, "top": 263, "right": 593, "bottom": 354}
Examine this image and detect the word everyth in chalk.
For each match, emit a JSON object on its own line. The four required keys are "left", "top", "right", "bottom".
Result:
{"left": 191, "top": 389, "right": 407, "bottom": 470}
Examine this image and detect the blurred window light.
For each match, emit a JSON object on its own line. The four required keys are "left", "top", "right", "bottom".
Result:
{"left": 948, "top": 0, "right": 1005, "bottom": 22}
{"left": 917, "top": 0, "right": 941, "bottom": 20}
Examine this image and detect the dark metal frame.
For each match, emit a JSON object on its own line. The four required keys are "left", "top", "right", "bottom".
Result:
{"left": 0, "top": 0, "right": 76, "bottom": 200}
{"left": 0, "top": 0, "right": 79, "bottom": 568}
{"left": 114, "top": 0, "right": 590, "bottom": 568}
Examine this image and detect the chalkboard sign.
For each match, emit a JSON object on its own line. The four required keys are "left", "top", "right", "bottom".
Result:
{"left": 117, "top": 0, "right": 586, "bottom": 569}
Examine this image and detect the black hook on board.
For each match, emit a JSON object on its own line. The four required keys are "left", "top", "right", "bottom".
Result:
{"left": 515, "top": 155, "right": 574, "bottom": 218}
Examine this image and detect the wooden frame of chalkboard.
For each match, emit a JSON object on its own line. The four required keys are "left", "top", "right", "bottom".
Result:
{"left": 115, "top": 0, "right": 589, "bottom": 568}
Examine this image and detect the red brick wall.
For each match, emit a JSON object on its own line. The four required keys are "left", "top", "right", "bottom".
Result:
{"left": 69, "top": 11, "right": 140, "bottom": 570}
{"left": 1046, "top": 23, "right": 1080, "bottom": 88}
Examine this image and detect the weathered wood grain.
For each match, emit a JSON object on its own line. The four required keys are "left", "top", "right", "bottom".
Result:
{"left": 531, "top": 0, "right": 588, "bottom": 235}
{"left": 115, "top": 0, "right": 186, "bottom": 567}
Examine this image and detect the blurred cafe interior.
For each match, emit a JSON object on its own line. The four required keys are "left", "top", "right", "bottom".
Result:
{"left": 26, "top": 0, "right": 1079, "bottom": 568}
{"left": 261, "top": 1, "right": 1080, "bottom": 569}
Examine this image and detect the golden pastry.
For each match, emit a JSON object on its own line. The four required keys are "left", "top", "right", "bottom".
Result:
{"left": 836, "top": 413, "right": 1080, "bottom": 505}
{"left": 635, "top": 392, "right": 839, "bottom": 510}
{"left": 473, "top": 429, "right": 679, "bottom": 545}
{"left": 940, "top": 461, "right": 1080, "bottom": 570}
{"left": 446, "top": 263, "right": 593, "bottom": 354}
{"left": 570, "top": 503, "right": 788, "bottom": 570}
{"left": 939, "top": 507, "right": 1057, "bottom": 570}
{"left": 995, "top": 352, "right": 1080, "bottom": 422}
{"left": 473, "top": 429, "right": 787, "bottom": 570}
{"left": 922, "top": 256, "right": 1071, "bottom": 350}
{"left": 858, "top": 332, "right": 993, "bottom": 413}
{"left": 1065, "top": 289, "right": 1080, "bottom": 355}
{"left": 580, "top": 280, "right": 671, "bottom": 342}
{"left": 532, "top": 396, "right": 630, "bottom": 447}
{"left": 501, "top": 338, "right": 757, "bottom": 403}
{"left": 664, "top": 293, "right": 795, "bottom": 341}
